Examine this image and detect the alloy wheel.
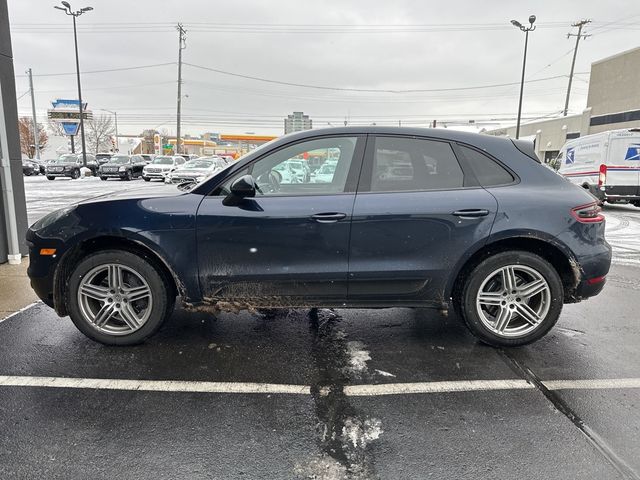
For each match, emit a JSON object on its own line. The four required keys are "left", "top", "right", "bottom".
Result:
{"left": 77, "top": 263, "right": 153, "bottom": 336}
{"left": 475, "top": 265, "right": 551, "bottom": 338}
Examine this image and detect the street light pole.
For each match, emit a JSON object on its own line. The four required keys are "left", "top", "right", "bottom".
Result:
{"left": 511, "top": 15, "right": 536, "bottom": 140}
{"left": 54, "top": 2, "right": 93, "bottom": 166}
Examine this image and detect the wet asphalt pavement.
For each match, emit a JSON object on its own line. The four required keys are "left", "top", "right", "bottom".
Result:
{"left": 1, "top": 262, "right": 639, "bottom": 479}
{"left": 1, "top": 176, "right": 639, "bottom": 479}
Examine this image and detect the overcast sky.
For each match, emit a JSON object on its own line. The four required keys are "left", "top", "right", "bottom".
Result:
{"left": 7, "top": 0, "right": 640, "bottom": 136}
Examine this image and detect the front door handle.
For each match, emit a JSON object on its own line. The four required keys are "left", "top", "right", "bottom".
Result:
{"left": 452, "top": 209, "right": 490, "bottom": 218}
{"left": 311, "top": 212, "right": 347, "bottom": 223}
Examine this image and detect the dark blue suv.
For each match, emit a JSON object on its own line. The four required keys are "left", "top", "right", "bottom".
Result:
{"left": 26, "top": 127, "right": 611, "bottom": 347}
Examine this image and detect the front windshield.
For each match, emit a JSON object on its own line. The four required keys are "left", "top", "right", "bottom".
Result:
{"left": 57, "top": 154, "right": 77, "bottom": 163}
{"left": 109, "top": 156, "right": 131, "bottom": 164}
{"left": 184, "top": 160, "right": 214, "bottom": 169}
{"left": 152, "top": 156, "right": 174, "bottom": 165}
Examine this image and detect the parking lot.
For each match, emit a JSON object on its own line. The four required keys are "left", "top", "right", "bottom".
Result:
{"left": 1, "top": 176, "right": 639, "bottom": 479}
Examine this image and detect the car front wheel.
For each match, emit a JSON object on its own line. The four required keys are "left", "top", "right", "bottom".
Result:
{"left": 460, "top": 251, "right": 563, "bottom": 347}
{"left": 67, "top": 250, "right": 174, "bottom": 345}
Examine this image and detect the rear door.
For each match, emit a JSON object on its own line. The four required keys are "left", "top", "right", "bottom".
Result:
{"left": 348, "top": 135, "right": 498, "bottom": 307}
{"left": 607, "top": 134, "right": 640, "bottom": 197}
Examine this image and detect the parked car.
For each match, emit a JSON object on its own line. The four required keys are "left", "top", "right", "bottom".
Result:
{"left": 99, "top": 154, "right": 146, "bottom": 181}
{"left": 26, "top": 127, "right": 611, "bottom": 346}
{"left": 96, "top": 153, "right": 113, "bottom": 165}
{"left": 45, "top": 153, "right": 98, "bottom": 180}
{"left": 140, "top": 154, "right": 155, "bottom": 164}
{"left": 142, "top": 155, "right": 186, "bottom": 181}
{"left": 22, "top": 158, "right": 38, "bottom": 176}
{"left": 312, "top": 162, "right": 336, "bottom": 183}
{"left": 165, "top": 156, "right": 229, "bottom": 184}
{"left": 557, "top": 129, "right": 640, "bottom": 207}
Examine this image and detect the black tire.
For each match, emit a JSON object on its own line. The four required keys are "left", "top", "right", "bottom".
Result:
{"left": 460, "top": 251, "right": 563, "bottom": 347}
{"left": 71, "top": 169, "right": 80, "bottom": 179}
{"left": 143, "top": 177, "right": 150, "bottom": 182}
{"left": 46, "top": 176, "right": 55, "bottom": 181}
{"left": 100, "top": 176, "right": 107, "bottom": 181}
{"left": 66, "top": 250, "right": 175, "bottom": 345}
{"left": 123, "top": 170, "right": 131, "bottom": 181}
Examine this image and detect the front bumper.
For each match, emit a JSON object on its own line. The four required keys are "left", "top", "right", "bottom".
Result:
{"left": 143, "top": 171, "right": 169, "bottom": 179}
{"left": 25, "top": 230, "right": 61, "bottom": 308}
{"left": 100, "top": 170, "right": 128, "bottom": 178}
{"left": 46, "top": 170, "right": 74, "bottom": 177}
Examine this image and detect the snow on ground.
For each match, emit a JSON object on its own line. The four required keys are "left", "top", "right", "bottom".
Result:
{"left": 22, "top": 175, "right": 167, "bottom": 226}
{"left": 602, "top": 204, "right": 640, "bottom": 266}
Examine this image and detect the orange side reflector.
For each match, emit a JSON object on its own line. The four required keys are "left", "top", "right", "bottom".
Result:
{"left": 40, "top": 248, "right": 57, "bottom": 256}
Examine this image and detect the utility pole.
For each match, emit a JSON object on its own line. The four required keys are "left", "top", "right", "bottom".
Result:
{"left": 563, "top": 19, "right": 591, "bottom": 116}
{"left": 26, "top": 68, "right": 40, "bottom": 160}
{"left": 176, "top": 23, "right": 186, "bottom": 155}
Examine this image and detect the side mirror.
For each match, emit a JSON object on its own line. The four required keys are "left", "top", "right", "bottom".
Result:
{"left": 223, "top": 174, "right": 256, "bottom": 206}
{"left": 230, "top": 174, "right": 256, "bottom": 198}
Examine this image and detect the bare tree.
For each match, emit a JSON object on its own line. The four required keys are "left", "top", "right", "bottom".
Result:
{"left": 18, "top": 117, "right": 48, "bottom": 158}
{"left": 47, "top": 119, "right": 66, "bottom": 137}
{"left": 85, "top": 114, "right": 116, "bottom": 154}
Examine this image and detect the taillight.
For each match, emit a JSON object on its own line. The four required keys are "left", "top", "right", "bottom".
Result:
{"left": 598, "top": 164, "right": 607, "bottom": 188}
{"left": 571, "top": 202, "right": 605, "bottom": 223}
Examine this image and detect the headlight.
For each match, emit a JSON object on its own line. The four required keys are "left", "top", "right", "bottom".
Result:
{"left": 118, "top": 166, "right": 126, "bottom": 172}
{"left": 31, "top": 206, "right": 75, "bottom": 231}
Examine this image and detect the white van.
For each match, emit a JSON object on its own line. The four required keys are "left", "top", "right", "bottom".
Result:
{"left": 557, "top": 129, "right": 640, "bottom": 206}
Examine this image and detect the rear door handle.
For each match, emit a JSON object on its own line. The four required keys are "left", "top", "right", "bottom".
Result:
{"left": 452, "top": 209, "right": 490, "bottom": 218}
{"left": 311, "top": 212, "right": 347, "bottom": 223}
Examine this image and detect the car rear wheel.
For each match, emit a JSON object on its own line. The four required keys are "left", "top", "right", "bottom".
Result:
{"left": 71, "top": 169, "right": 80, "bottom": 179}
{"left": 67, "top": 250, "right": 174, "bottom": 345}
{"left": 123, "top": 170, "right": 131, "bottom": 181}
{"left": 46, "top": 176, "right": 55, "bottom": 181}
{"left": 460, "top": 251, "right": 563, "bottom": 347}
{"left": 100, "top": 176, "right": 107, "bottom": 181}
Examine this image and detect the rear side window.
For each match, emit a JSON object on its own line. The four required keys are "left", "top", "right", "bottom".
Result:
{"left": 370, "top": 136, "right": 464, "bottom": 192}
{"left": 459, "top": 145, "right": 514, "bottom": 186}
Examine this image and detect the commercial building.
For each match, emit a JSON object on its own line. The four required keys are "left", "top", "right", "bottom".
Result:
{"left": 486, "top": 46, "right": 640, "bottom": 162}
{"left": 284, "top": 111, "right": 312, "bottom": 134}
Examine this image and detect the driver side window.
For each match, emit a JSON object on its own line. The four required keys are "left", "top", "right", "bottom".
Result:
{"left": 215, "top": 136, "right": 358, "bottom": 196}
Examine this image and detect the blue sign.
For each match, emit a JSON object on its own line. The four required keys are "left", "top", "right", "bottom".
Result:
{"left": 624, "top": 144, "right": 640, "bottom": 161}
{"left": 62, "top": 122, "right": 80, "bottom": 135}
{"left": 566, "top": 147, "right": 575, "bottom": 164}
{"left": 51, "top": 98, "right": 87, "bottom": 110}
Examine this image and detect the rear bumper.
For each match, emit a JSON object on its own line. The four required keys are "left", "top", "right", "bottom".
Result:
{"left": 601, "top": 185, "right": 640, "bottom": 202}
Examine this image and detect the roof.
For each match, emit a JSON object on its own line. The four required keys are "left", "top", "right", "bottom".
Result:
{"left": 276, "top": 126, "right": 514, "bottom": 152}
{"left": 591, "top": 45, "right": 640, "bottom": 66}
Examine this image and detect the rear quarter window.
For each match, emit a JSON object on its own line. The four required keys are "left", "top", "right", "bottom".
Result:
{"left": 459, "top": 145, "right": 514, "bottom": 186}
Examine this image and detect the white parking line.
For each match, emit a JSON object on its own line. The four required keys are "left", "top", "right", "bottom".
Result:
{"left": 545, "top": 378, "right": 640, "bottom": 390}
{"left": 344, "top": 379, "right": 534, "bottom": 396}
{"left": 0, "top": 302, "right": 41, "bottom": 324}
{"left": 0, "top": 376, "right": 310, "bottom": 395}
{"left": 1, "top": 375, "right": 639, "bottom": 395}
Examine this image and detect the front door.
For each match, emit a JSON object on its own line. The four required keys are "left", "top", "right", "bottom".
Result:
{"left": 348, "top": 135, "right": 498, "bottom": 307}
{"left": 196, "top": 135, "right": 365, "bottom": 306}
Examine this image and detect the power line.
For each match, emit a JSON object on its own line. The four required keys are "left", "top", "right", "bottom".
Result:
{"left": 184, "top": 62, "right": 580, "bottom": 94}
{"left": 14, "top": 62, "right": 175, "bottom": 78}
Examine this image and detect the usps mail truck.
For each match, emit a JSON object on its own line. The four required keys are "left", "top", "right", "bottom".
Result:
{"left": 557, "top": 129, "right": 640, "bottom": 206}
